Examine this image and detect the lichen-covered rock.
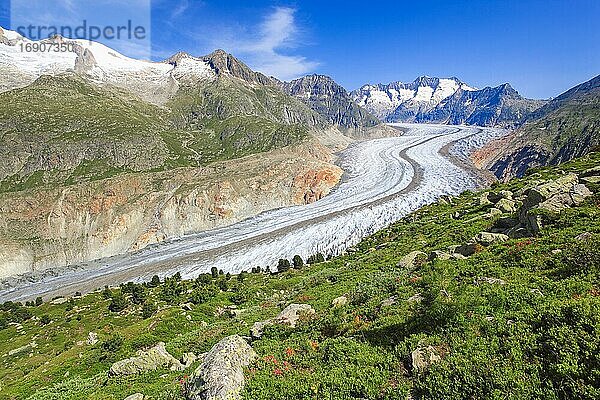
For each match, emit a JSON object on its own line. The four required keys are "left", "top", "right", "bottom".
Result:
{"left": 570, "top": 184, "right": 593, "bottom": 204}
{"left": 249, "top": 303, "right": 315, "bottom": 339}
{"left": 186, "top": 335, "right": 256, "bottom": 400}
{"left": 411, "top": 345, "right": 442, "bottom": 372}
{"left": 109, "top": 342, "right": 183, "bottom": 376}
{"left": 488, "top": 208, "right": 503, "bottom": 217}
{"left": 473, "top": 232, "right": 509, "bottom": 246}
{"left": 517, "top": 175, "right": 592, "bottom": 234}
{"left": 478, "top": 192, "right": 493, "bottom": 206}
{"left": 87, "top": 332, "right": 98, "bottom": 346}
{"left": 496, "top": 198, "right": 516, "bottom": 213}
{"left": 182, "top": 352, "right": 199, "bottom": 368}
{"left": 249, "top": 320, "right": 272, "bottom": 340}
{"left": 275, "top": 304, "right": 316, "bottom": 328}
{"left": 332, "top": 296, "right": 348, "bottom": 308}
{"left": 397, "top": 251, "right": 427, "bottom": 269}
{"left": 124, "top": 394, "right": 145, "bottom": 400}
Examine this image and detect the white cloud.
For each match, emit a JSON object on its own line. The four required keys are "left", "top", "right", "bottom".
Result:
{"left": 170, "top": 0, "right": 190, "bottom": 20}
{"left": 215, "top": 7, "right": 319, "bottom": 81}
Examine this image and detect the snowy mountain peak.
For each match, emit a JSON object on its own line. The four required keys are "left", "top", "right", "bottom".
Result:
{"left": 0, "top": 26, "right": 218, "bottom": 103}
{"left": 351, "top": 76, "right": 476, "bottom": 120}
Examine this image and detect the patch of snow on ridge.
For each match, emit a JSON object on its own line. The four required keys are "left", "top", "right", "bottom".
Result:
{"left": 0, "top": 26, "right": 215, "bottom": 100}
{"left": 1, "top": 28, "right": 24, "bottom": 42}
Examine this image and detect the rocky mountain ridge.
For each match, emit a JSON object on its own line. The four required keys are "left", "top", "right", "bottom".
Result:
{"left": 352, "top": 76, "right": 545, "bottom": 128}
{"left": 281, "top": 74, "right": 382, "bottom": 134}
{"left": 474, "top": 74, "right": 600, "bottom": 180}
{"left": 0, "top": 27, "right": 357, "bottom": 278}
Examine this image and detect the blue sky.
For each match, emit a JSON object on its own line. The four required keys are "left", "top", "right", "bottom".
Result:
{"left": 1, "top": 0, "right": 599, "bottom": 98}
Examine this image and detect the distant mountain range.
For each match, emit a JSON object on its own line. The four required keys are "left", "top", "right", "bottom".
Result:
{"left": 352, "top": 76, "right": 546, "bottom": 128}
{"left": 1, "top": 24, "right": 597, "bottom": 189}
{"left": 281, "top": 75, "right": 380, "bottom": 132}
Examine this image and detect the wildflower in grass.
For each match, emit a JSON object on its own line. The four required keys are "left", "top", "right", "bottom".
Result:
{"left": 263, "top": 355, "right": 278, "bottom": 364}
{"left": 284, "top": 347, "right": 295, "bottom": 357}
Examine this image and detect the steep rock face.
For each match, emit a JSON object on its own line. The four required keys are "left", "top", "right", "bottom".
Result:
{"left": 0, "top": 140, "right": 343, "bottom": 278}
{"left": 282, "top": 74, "right": 381, "bottom": 132}
{"left": 201, "top": 49, "right": 273, "bottom": 86}
{"left": 480, "top": 75, "right": 600, "bottom": 180}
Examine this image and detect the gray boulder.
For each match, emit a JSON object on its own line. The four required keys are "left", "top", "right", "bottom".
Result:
{"left": 275, "top": 304, "right": 316, "bottom": 328}
{"left": 473, "top": 232, "right": 509, "bottom": 246}
{"left": 250, "top": 303, "right": 316, "bottom": 339}
{"left": 411, "top": 345, "right": 442, "bottom": 373}
{"left": 570, "top": 184, "right": 593, "bottom": 204}
{"left": 182, "top": 352, "right": 199, "bottom": 368}
{"left": 249, "top": 320, "right": 272, "bottom": 340}
{"left": 397, "top": 251, "right": 427, "bottom": 269}
{"left": 517, "top": 175, "right": 592, "bottom": 234}
{"left": 109, "top": 342, "right": 184, "bottom": 376}
{"left": 124, "top": 394, "right": 145, "bottom": 400}
{"left": 488, "top": 208, "right": 503, "bottom": 217}
{"left": 478, "top": 192, "right": 493, "bottom": 206}
{"left": 496, "top": 198, "right": 516, "bottom": 213}
{"left": 332, "top": 296, "right": 348, "bottom": 308}
{"left": 87, "top": 332, "right": 98, "bottom": 346}
{"left": 187, "top": 335, "right": 256, "bottom": 400}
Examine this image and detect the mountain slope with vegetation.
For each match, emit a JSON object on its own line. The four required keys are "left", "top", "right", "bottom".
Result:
{"left": 0, "top": 45, "right": 350, "bottom": 278}
{"left": 1, "top": 151, "right": 599, "bottom": 400}
{"left": 481, "top": 75, "right": 600, "bottom": 180}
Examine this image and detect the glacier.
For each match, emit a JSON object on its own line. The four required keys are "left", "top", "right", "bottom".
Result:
{"left": 0, "top": 124, "right": 507, "bottom": 302}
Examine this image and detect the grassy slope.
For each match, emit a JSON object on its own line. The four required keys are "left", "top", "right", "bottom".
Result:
{"left": 0, "top": 74, "right": 310, "bottom": 193}
{"left": 1, "top": 153, "right": 599, "bottom": 400}
{"left": 490, "top": 75, "right": 600, "bottom": 179}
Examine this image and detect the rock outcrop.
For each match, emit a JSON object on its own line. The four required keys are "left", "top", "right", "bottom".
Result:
{"left": 275, "top": 304, "right": 316, "bottom": 328}
{"left": 479, "top": 74, "right": 600, "bottom": 180}
{"left": 411, "top": 344, "right": 443, "bottom": 373}
{"left": 397, "top": 251, "right": 427, "bottom": 269}
{"left": 186, "top": 335, "right": 256, "bottom": 400}
{"left": 109, "top": 342, "right": 184, "bottom": 376}
{"left": 250, "top": 303, "right": 316, "bottom": 339}
{"left": 518, "top": 173, "right": 592, "bottom": 234}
